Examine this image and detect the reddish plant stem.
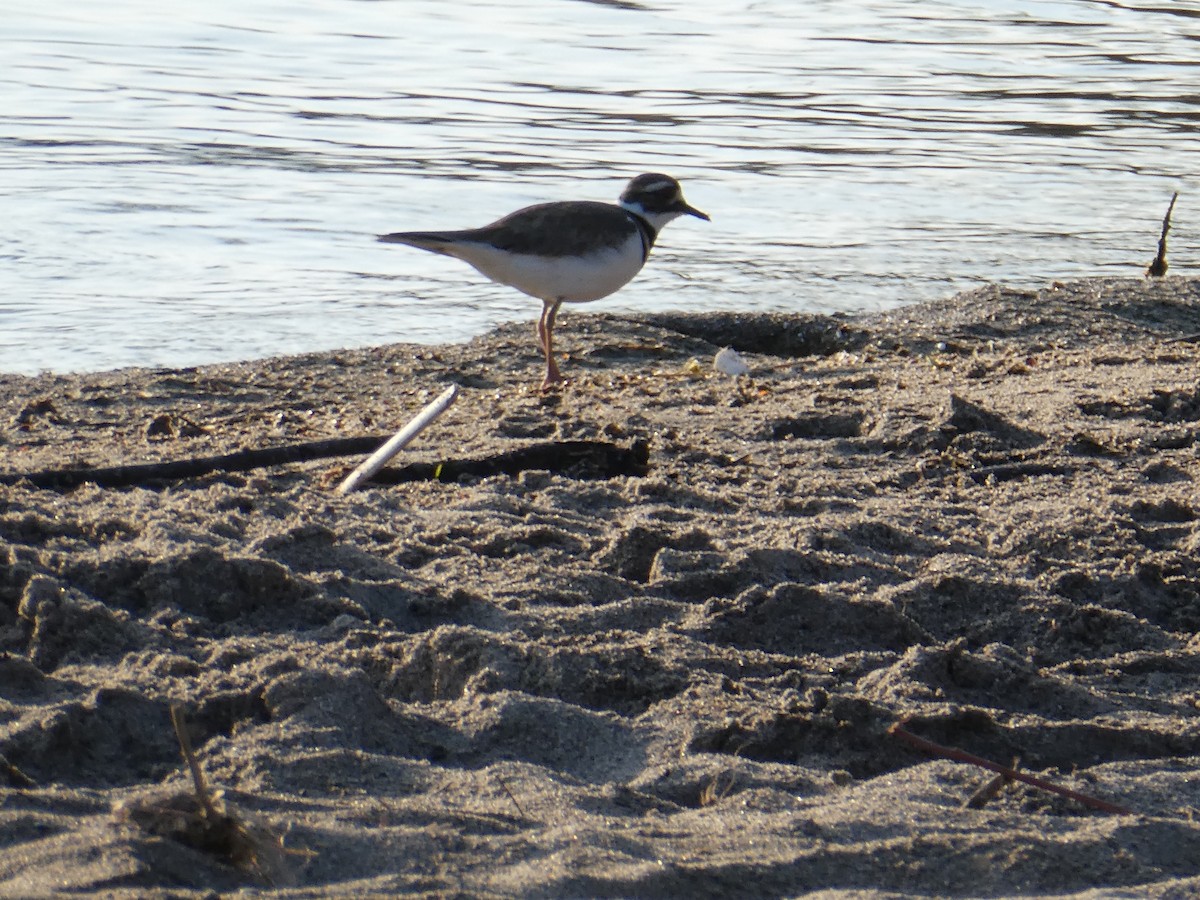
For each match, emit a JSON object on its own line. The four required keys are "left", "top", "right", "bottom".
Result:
{"left": 888, "top": 720, "right": 1135, "bottom": 816}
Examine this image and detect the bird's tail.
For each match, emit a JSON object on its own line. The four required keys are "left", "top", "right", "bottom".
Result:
{"left": 377, "top": 231, "right": 465, "bottom": 255}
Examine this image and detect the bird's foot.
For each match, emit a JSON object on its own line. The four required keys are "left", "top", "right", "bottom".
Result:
{"left": 540, "top": 367, "right": 569, "bottom": 392}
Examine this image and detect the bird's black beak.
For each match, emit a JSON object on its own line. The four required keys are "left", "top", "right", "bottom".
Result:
{"left": 681, "top": 201, "right": 710, "bottom": 221}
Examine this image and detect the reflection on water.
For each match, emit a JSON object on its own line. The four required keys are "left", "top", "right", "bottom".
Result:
{"left": 2, "top": 0, "right": 1196, "bottom": 374}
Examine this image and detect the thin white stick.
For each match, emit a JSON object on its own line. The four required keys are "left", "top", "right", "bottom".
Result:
{"left": 335, "top": 385, "right": 459, "bottom": 494}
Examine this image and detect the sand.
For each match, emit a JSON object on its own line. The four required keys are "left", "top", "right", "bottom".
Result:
{"left": 2, "top": 276, "right": 1200, "bottom": 898}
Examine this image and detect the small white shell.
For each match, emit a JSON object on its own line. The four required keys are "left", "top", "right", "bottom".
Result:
{"left": 713, "top": 347, "right": 750, "bottom": 376}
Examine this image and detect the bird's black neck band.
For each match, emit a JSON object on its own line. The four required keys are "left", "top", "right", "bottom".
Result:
{"left": 627, "top": 211, "right": 658, "bottom": 262}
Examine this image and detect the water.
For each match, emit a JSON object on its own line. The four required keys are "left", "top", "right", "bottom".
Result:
{"left": 4, "top": 0, "right": 1197, "bottom": 375}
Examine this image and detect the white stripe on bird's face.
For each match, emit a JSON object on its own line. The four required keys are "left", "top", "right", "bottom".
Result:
{"left": 619, "top": 200, "right": 688, "bottom": 234}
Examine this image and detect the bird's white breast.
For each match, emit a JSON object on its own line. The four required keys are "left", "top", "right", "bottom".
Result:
{"left": 443, "top": 231, "right": 648, "bottom": 303}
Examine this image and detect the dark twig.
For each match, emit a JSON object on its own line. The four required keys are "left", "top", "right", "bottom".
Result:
{"left": 368, "top": 439, "right": 650, "bottom": 485}
{"left": 0, "top": 753, "right": 36, "bottom": 788}
{"left": 1, "top": 437, "right": 649, "bottom": 491}
{"left": 1162, "top": 332, "right": 1200, "bottom": 345}
{"left": 496, "top": 775, "right": 527, "bottom": 819}
{"left": 1, "top": 435, "right": 387, "bottom": 490}
{"left": 1146, "top": 192, "right": 1178, "bottom": 278}
{"left": 888, "top": 720, "right": 1135, "bottom": 815}
{"left": 964, "top": 461, "right": 1075, "bottom": 485}
{"left": 964, "top": 756, "right": 1019, "bottom": 810}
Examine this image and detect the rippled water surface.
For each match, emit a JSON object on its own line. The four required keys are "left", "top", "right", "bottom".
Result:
{"left": 4, "top": 0, "right": 1197, "bottom": 374}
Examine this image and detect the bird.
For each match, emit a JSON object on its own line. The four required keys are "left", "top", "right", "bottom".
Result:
{"left": 378, "top": 173, "right": 709, "bottom": 389}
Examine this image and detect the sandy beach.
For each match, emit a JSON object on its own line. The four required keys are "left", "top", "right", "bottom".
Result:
{"left": 2, "top": 276, "right": 1200, "bottom": 897}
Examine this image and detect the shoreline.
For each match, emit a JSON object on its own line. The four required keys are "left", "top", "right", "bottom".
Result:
{"left": 2, "top": 276, "right": 1200, "bottom": 897}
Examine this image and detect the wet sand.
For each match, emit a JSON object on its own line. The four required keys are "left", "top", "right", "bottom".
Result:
{"left": 2, "top": 277, "right": 1200, "bottom": 897}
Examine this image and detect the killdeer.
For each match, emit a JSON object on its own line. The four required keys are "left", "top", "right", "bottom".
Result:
{"left": 378, "top": 173, "right": 709, "bottom": 389}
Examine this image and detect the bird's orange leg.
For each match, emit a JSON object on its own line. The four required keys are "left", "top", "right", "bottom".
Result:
{"left": 539, "top": 299, "right": 566, "bottom": 390}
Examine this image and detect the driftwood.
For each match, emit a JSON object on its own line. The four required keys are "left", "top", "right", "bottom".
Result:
{"left": 0, "top": 435, "right": 388, "bottom": 490}
{"left": 337, "top": 385, "right": 458, "bottom": 494}
{"left": 2, "top": 438, "right": 649, "bottom": 491}
{"left": 368, "top": 439, "right": 650, "bottom": 484}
